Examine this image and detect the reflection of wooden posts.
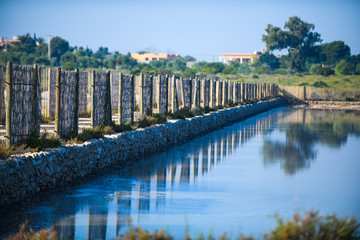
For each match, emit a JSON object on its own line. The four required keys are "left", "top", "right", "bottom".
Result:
{"left": 165, "top": 74, "right": 169, "bottom": 112}
{"left": 157, "top": 75, "right": 161, "bottom": 114}
{"left": 201, "top": 79, "right": 205, "bottom": 108}
{"left": 5, "top": 62, "right": 12, "bottom": 148}
{"left": 73, "top": 69, "right": 79, "bottom": 136}
{"left": 209, "top": 79, "right": 213, "bottom": 108}
{"left": 118, "top": 73, "right": 123, "bottom": 124}
{"left": 139, "top": 73, "right": 144, "bottom": 116}
{"left": 149, "top": 75, "right": 153, "bottom": 116}
{"left": 55, "top": 68, "right": 61, "bottom": 137}
{"left": 130, "top": 75, "right": 135, "bottom": 124}
{"left": 31, "top": 65, "right": 39, "bottom": 136}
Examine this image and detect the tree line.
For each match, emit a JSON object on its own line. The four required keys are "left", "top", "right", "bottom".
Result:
{"left": 1, "top": 16, "right": 359, "bottom": 77}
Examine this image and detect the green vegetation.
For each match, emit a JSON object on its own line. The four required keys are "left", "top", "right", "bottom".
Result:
{"left": 0, "top": 134, "right": 62, "bottom": 159}
{"left": 2, "top": 17, "right": 359, "bottom": 78}
{"left": 5, "top": 211, "right": 359, "bottom": 239}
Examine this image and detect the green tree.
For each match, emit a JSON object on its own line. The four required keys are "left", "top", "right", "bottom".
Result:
{"left": 181, "top": 68, "right": 197, "bottom": 78}
{"left": 258, "top": 52, "right": 280, "bottom": 70}
{"left": 262, "top": 16, "right": 322, "bottom": 73}
{"left": 335, "top": 59, "right": 352, "bottom": 75}
{"left": 320, "top": 41, "right": 350, "bottom": 65}
{"left": 103, "top": 57, "right": 116, "bottom": 69}
{"left": 51, "top": 36, "right": 70, "bottom": 65}
{"left": 34, "top": 56, "right": 50, "bottom": 66}
{"left": 13, "top": 33, "right": 36, "bottom": 54}
{"left": 94, "top": 47, "right": 109, "bottom": 59}
{"left": 60, "top": 52, "right": 77, "bottom": 70}
{"left": 309, "top": 63, "right": 322, "bottom": 75}
{"left": 114, "top": 53, "right": 137, "bottom": 70}
{"left": 201, "top": 62, "right": 225, "bottom": 75}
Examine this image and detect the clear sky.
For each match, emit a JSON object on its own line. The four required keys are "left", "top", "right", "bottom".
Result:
{"left": 1, "top": 0, "right": 359, "bottom": 62}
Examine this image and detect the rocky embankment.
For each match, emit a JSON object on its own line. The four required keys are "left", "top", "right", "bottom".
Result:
{"left": 0, "top": 98, "right": 287, "bottom": 208}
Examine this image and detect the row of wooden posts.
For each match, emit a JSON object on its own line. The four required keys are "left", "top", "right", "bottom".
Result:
{"left": 2, "top": 62, "right": 278, "bottom": 147}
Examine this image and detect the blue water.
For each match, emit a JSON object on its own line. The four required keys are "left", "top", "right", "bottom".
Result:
{"left": 1, "top": 107, "right": 360, "bottom": 239}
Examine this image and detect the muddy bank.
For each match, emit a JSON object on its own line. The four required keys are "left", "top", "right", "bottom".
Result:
{"left": 293, "top": 101, "right": 360, "bottom": 110}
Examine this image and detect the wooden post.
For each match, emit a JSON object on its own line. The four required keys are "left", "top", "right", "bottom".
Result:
{"left": 209, "top": 79, "right": 213, "bottom": 108}
{"left": 242, "top": 83, "right": 245, "bottom": 102}
{"left": 149, "top": 75, "right": 153, "bottom": 116}
{"left": 103, "top": 71, "right": 111, "bottom": 125}
{"left": 232, "top": 81, "right": 236, "bottom": 103}
{"left": 118, "top": 73, "right": 123, "bottom": 124}
{"left": 180, "top": 77, "right": 185, "bottom": 108}
{"left": 47, "top": 68, "right": 51, "bottom": 117}
{"left": 193, "top": 78, "right": 198, "bottom": 108}
{"left": 189, "top": 78, "right": 192, "bottom": 108}
{"left": 55, "top": 67, "right": 61, "bottom": 137}
{"left": 91, "top": 71, "right": 95, "bottom": 127}
{"left": 205, "top": 79, "right": 210, "bottom": 107}
{"left": 5, "top": 62, "right": 12, "bottom": 148}
{"left": 171, "top": 75, "right": 179, "bottom": 113}
{"left": 165, "top": 74, "right": 169, "bottom": 112}
{"left": 108, "top": 71, "right": 112, "bottom": 125}
{"left": 130, "top": 75, "right": 135, "bottom": 124}
{"left": 139, "top": 73, "right": 144, "bottom": 116}
{"left": 222, "top": 81, "right": 226, "bottom": 106}
{"left": 197, "top": 78, "right": 200, "bottom": 107}
{"left": 201, "top": 79, "right": 205, "bottom": 108}
{"left": 215, "top": 80, "right": 219, "bottom": 106}
{"left": 31, "top": 64, "right": 39, "bottom": 136}
{"left": 157, "top": 75, "right": 161, "bottom": 114}
{"left": 73, "top": 69, "right": 79, "bottom": 136}
{"left": 255, "top": 83, "right": 258, "bottom": 100}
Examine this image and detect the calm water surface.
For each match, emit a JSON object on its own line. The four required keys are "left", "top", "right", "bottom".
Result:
{"left": 1, "top": 107, "right": 360, "bottom": 239}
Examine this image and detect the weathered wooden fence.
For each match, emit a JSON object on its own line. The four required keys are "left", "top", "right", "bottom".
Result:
{"left": 0, "top": 62, "right": 279, "bottom": 146}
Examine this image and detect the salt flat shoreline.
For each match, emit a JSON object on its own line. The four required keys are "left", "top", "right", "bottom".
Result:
{"left": 293, "top": 100, "right": 360, "bottom": 111}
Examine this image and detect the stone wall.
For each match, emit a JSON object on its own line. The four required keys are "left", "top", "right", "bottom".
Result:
{"left": 0, "top": 98, "right": 287, "bottom": 207}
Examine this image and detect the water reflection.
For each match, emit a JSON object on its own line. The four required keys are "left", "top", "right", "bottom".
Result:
{"left": 1, "top": 108, "right": 359, "bottom": 239}
{"left": 262, "top": 109, "right": 360, "bottom": 175}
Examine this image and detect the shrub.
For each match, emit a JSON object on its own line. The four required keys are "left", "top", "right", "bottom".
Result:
{"left": 316, "top": 67, "right": 335, "bottom": 76}
{"left": 312, "top": 80, "right": 329, "bottom": 88}
{"left": 309, "top": 63, "right": 322, "bottom": 75}
{"left": 335, "top": 59, "right": 353, "bottom": 75}
{"left": 20, "top": 134, "right": 62, "bottom": 151}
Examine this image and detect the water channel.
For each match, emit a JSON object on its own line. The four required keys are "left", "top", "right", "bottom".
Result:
{"left": 1, "top": 107, "right": 360, "bottom": 239}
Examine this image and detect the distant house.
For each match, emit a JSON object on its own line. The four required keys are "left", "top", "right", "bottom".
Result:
{"left": 131, "top": 53, "right": 178, "bottom": 63}
{"left": 219, "top": 49, "right": 265, "bottom": 64}
{"left": 0, "top": 36, "right": 20, "bottom": 47}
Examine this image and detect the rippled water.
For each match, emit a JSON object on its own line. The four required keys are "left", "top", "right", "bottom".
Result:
{"left": 1, "top": 107, "right": 360, "bottom": 239}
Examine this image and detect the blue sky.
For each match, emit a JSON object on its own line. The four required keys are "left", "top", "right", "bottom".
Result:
{"left": 1, "top": 0, "right": 359, "bottom": 61}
